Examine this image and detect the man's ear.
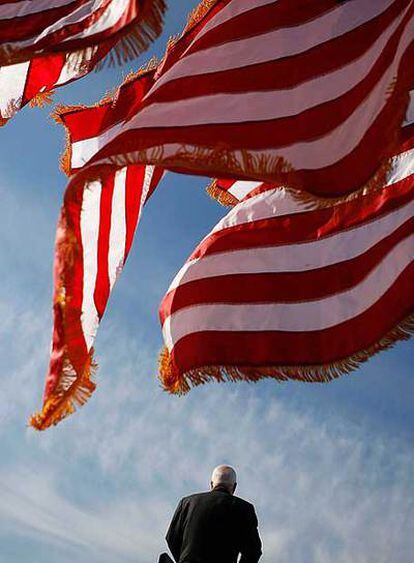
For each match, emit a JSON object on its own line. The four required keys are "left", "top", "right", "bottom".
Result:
{"left": 232, "top": 483, "right": 237, "bottom": 494}
{"left": 210, "top": 481, "right": 214, "bottom": 490}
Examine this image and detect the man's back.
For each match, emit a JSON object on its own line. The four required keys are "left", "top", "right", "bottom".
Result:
{"left": 166, "top": 487, "right": 262, "bottom": 563}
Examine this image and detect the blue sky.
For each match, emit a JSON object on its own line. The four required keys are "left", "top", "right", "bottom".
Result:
{"left": 0, "top": 3, "right": 413, "bottom": 562}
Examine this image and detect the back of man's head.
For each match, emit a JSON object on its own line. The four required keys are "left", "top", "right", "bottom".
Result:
{"left": 210, "top": 465, "right": 237, "bottom": 494}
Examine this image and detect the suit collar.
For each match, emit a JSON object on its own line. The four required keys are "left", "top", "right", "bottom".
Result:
{"left": 211, "top": 485, "right": 232, "bottom": 494}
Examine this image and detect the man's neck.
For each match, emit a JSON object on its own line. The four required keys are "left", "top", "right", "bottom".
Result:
{"left": 212, "top": 484, "right": 232, "bottom": 494}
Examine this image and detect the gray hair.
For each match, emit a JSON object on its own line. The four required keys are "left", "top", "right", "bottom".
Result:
{"left": 211, "top": 465, "right": 237, "bottom": 488}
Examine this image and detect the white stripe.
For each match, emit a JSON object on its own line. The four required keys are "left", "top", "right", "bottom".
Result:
{"left": 108, "top": 167, "right": 127, "bottom": 290}
{"left": 150, "top": 0, "right": 398, "bottom": 96}
{"left": 228, "top": 181, "right": 263, "bottom": 200}
{"left": 6, "top": 0, "right": 100, "bottom": 50}
{"left": 187, "top": 0, "right": 276, "bottom": 48}
{"left": 80, "top": 180, "right": 101, "bottom": 351}
{"left": 0, "top": 61, "right": 29, "bottom": 116}
{"left": 70, "top": 15, "right": 414, "bottom": 171}
{"left": 71, "top": 120, "right": 124, "bottom": 169}
{"left": 140, "top": 165, "right": 155, "bottom": 209}
{"left": 130, "top": 9, "right": 413, "bottom": 127}
{"left": 210, "top": 145, "right": 414, "bottom": 233}
{"left": 63, "top": 0, "right": 129, "bottom": 42}
{"left": 404, "top": 91, "right": 414, "bottom": 125}
{"left": 0, "top": 0, "right": 74, "bottom": 20}
{"left": 388, "top": 147, "right": 414, "bottom": 185}
{"left": 163, "top": 234, "right": 414, "bottom": 350}
{"left": 168, "top": 196, "right": 414, "bottom": 291}
{"left": 55, "top": 46, "right": 98, "bottom": 86}
{"left": 212, "top": 187, "right": 303, "bottom": 232}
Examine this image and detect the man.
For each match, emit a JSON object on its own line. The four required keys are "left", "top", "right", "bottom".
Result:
{"left": 164, "top": 465, "right": 262, "bottom": 563}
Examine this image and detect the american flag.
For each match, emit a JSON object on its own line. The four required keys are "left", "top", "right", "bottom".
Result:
{"left": 158, "top": 128, "right": 414, "bottom": 394}
{"left": 54, "top": 62, "right": 157, "bottom": 175}
{"left": 0, "top": 0, "right": 165, "bottom": 124}
{"left": 0, "top": 0, "right": 166, "bottom": 65}
{"left": 0, "top": 45, "right": 109, "bottom": 124}
{"left": 30, "top": 164, "right": 164, "bottom": 430}
{"left": 61, "top": 0, "right": 414, "bottom": 200}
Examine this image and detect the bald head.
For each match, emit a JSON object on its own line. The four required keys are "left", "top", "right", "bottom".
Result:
{"left": 210, "top": 465, "right": 237, "bottom": 494}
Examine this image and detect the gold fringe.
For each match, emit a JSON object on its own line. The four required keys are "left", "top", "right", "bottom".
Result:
{"left": 52, "top": 105, "right": 74, "bottom": 176}
{"left": 29, "top": 90, "right": 55, "bottom": 109}
{"left": 159, "top": 314, "right": 414, "bottom": 395}
{"left": 30, "top": 352, "right": 97, "bottom": 431}
{"left": 108, "top": 144, "right": 293, "bottom": 185}
{"left": 204, "top": 76, "right": 411, "bottom": 209}
{"left": 185, "top": 0, "right": 220, "bottom": 34}
{"left": 206, "top": 179, "right": 239, "bottom": 207}
{"left": 97, "top": 0, "right": 166, "bottom": 68}
{"left": 205, "top": 147, "right": 397, "bottom": 210}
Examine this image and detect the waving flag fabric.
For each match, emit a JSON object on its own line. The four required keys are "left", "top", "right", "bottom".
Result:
{"left": 0, "top": 45, "right": 109, "bottom": 125}
{"left": 0, "top": 0, "right": 166, "bottom": 66}
{"left": 30, "top": 164, "right": 163, "bottom": 430}
{"left": 61, "top": 0, "right": 414, "bottom": 200}
{"left": 0, "top": 0, "right": 165, "bottom": 124}
{"left": 53, "top": 61, "right": 157, "bottom": 175}
{"left": 158, "top": 129, "right": 414, "bottom": 393}
{"left": 206, "top": 178, "right": 272, "bottom": 207}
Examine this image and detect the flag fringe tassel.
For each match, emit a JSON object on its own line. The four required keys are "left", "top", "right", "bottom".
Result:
{"left": 159, "top": 313, "right": 414, "bottom": 395}
{"left": 205, "top": 151, "right": 396, "bottom": 211}
{"left": 96, "top": 0, "right": 166, "bottom": 68}
{"left": 106, "top": 129, "right": 403, "bottom": 205}
{"left": 206, "top": 179, "right": 240, "bottom": 207}
{"left": 29, "top": 352, "right": 97, "bottom": 431}
{"left": 29, "top": 90, "right": 55, "bottom": 109}
{"left": 108, "top": 145, "right": 294, "bottom": 184}
{"left": 205, "top": 84, "right": 410, "bottom": 208}
{"left": 185, "top": 0, "right": 220, "bottom": 33}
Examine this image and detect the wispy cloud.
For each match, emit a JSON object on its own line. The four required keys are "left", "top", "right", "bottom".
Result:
{"left": 1, "top": 306, "right": 413, "bottom": 563}
{"left": 0, "top": 175, "right": 413, "bottom": 563}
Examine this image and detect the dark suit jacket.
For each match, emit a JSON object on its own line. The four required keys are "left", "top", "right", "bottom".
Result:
{"left": 166, "top": 487, "right": 262, "bottom": 563}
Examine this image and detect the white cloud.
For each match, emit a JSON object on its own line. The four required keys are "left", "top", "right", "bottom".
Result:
{"left": 0, "top": 181, "right": 413, "bottom": 563}
{"left": 1, "top": 312, "right": 412, "bottom": 563}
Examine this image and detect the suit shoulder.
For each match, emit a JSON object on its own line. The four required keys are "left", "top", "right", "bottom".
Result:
{"left": 233, "top": 495, "right": 256, "bottom": 512}
{"left": 181, "top": 491, "right": 210, "bottom": 504}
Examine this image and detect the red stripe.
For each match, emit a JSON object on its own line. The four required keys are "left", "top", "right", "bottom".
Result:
{"left": 0, "top": 1, "right": 84, "bottom": 41}
{"left": 43, "top": 209, "right": 69, "bottom": 399}
{"left": 160, "top": 222, "right": 414, "bottom": 324}
{"left": 33, "top": 0, "right": 129, "bottom": 55}
{"left": 91, "top": 47, "right": 414, "bottom": 196}
{"left": 401, "top": 122, "right": 414, "bottom": 150}
{"left": 61, "top": 176, "right": 89, "bottom": 377}
{"left": 185, "top": 0, "right": 347, "bottom": 58}
{"left": 61, "top": 70, "right": 155, "bottom": 143}
{"left": 155, "top": 0, "right": 232, "bottom": 78}
{"left": 189, "top": 179, "right": 414, "bottom": 260}
{"left": 169, "top": 262, "right": 414, "bottom": 373}
{"left": 152, "top": 0, "right": 408, "bottom": 104}
{"left": 124, "top": 165, "right": 146, "bottom": 258}
{"left": 148, "top": 167, "right": 164, "bottom": 200}
{"left": 22, "top": 53, "right": 66, "bottom": 103}
{"left": 1, "top": 0, "right": 114, "bottom": 50}
{"left": 94, "top": 173, "right": 115, "bottom": 319}
{"left": 71, "top": 3, "right": 411, "bottom": 142}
